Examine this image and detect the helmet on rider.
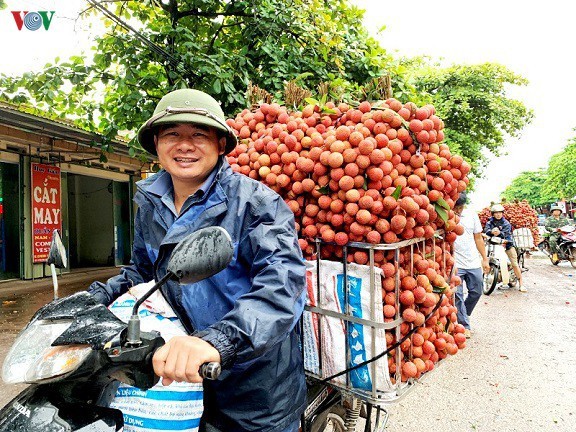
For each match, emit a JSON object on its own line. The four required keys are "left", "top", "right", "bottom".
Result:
{"left": 491, "top": 204, "right": 505, "bottom": 213}
{"left": 550, "top": 204, "right": 563, "bottom": 214}
{"left": 137, "top": 89, "right": 238, "bottom": 156}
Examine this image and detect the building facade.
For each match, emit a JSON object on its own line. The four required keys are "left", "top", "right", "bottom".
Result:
{"left": 0, "top": 102, "right": 152, "bottom": 280}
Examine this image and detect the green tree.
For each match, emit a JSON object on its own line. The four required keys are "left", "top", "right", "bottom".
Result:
{"left": 0, "top": 0, "right": 532, "bottom": 180}
{"left": 502, "top": 169, "right": 555, "bottom": 207}
{"left": 0, "top": 0, "right": 400, "bottom": 155}
{"left": 543, "top": 137, "right": 576, "bottom": 200}
{"left": 410, "top": 62, "right": 533, "bottom": 176}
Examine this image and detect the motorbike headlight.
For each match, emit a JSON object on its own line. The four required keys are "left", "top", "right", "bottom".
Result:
{"left": 2, "top": 319, "right": 92, "bottom": 384}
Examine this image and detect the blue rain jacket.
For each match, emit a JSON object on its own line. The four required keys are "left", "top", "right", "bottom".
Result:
{"left": 484, "top": 217, "right": 514, "bottom": 250}
{"left": 88, "top": 159, "right": 307, "bottom": 432}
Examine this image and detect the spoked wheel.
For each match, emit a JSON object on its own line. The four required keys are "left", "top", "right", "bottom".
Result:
{"left": 483, "top": 264, "right": 500, "bottom": 295}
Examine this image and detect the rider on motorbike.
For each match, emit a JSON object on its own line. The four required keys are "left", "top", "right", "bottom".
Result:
{"left": 483, "top": 204, "right": 526, "bottom": 292}
{"left": 88, "top": 89, "right": 307, "bottom": 432}
{"left": 544, "top": 205, "right": 571, "bottom": 264}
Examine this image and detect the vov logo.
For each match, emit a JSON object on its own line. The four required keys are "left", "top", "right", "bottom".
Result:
{"left": 11, "top": 11, "right": 56, "bottom": 31}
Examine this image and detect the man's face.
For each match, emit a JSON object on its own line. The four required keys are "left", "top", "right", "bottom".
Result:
{"left": 493, "top": 211, "right": 503, "bottom": 220}
{"left": 552, "top": 210, "right": 562, "bottom": 217}
{"left": 454, "top": 204, "right": 464, "bottom": 216}
{"left": 154, "top": 123, "right": 226, "bottom": 186}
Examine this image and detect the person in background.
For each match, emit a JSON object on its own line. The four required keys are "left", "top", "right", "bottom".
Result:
{"left": 544, "top": 204, "right": 571, "bottom": 264}
{"left": 452, "top": 192, "right": 490, "bottom": 338}
{"left": 484, "top": 204, "right": 526, "bottom": 292}
{"left": 88, "top": 88, "right": 306, "bottom": 432}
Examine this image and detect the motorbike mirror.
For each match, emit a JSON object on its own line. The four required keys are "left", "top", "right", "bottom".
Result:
{"left": 126, "top": 226, "right": 234, "bottom": 347}
{"left": 46, "top": 229, "right": 67, "bottom": 269}
{"left": 167, "top": 226, "right": 234, "bottom": 284}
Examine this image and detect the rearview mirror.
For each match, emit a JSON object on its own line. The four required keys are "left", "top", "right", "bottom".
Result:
{"left": 167, "top": 226, "right": 234, "bottom": 284}
{"left": 126, "top": 226, "right": 234, "bottom": 347}
{"left": 46, "top": 229, "right": 67, "bottom": 269}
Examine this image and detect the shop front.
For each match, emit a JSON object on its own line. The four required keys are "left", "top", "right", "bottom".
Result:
{"left": 0, "top": 160, "right": 19, "bottom": 280}
{"left": 0, "top": 102, "right": 151, "bottom": 280}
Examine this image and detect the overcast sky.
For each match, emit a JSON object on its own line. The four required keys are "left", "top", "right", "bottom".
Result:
{"left": 352, "top": 0, "right": 576, "bottom": 209}
{"left": 0, "top": 1, "right": 93, "bottom": 74}
{"left": 2, "top": 1, "right": 574, "bottom": 210}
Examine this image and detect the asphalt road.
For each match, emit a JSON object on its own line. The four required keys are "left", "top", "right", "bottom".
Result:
{"left": 0, "top": 267, "right": 119, "bottom": 406}
{"left": 384, "top": 254, "right": 576, "bottom": 432}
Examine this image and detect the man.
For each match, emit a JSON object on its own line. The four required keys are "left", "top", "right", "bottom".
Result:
{"left": 544, "top": 204, "right": 571, "bottom": 264}
{"left": 88, "top": 89, "right": 306, "bottom": 432}
{"left": 484, "top": 204, "right": 526, "bottom": 292}
{"left": 452, "top": 192, "right": 490, "bottom": 338}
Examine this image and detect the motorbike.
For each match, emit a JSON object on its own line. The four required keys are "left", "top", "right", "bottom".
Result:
{"left": 0, "top": 226, "right": 234, "bottom": 431}
{"left": 483, "top": 235, "right": 520, "bottom": 295}
{"left": 0, "top": 227, "right": 389, "bottom": 432}
{"left": 538, "top": 225, "right": 576, "bottom": 268}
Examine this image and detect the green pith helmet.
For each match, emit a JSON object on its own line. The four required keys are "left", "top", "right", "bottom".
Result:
{"left": 137, "top": 89, "right": 238, "bottom": 156}
{"left": 550, "top": 204, "right": 562, "bottom": 213}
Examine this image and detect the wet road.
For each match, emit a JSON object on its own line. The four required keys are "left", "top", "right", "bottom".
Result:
{"left": 0, "top": 268, "right": 118, "bottom": 406}
{"left": 384, "top": 254, "right": 576, "bottom": 432}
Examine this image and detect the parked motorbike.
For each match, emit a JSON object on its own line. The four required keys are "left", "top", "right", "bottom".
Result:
{"left": 0, "top": 226, "right": 234, "bottom": 431}
{"left": 483, "top": 235, "right": 519, "bottom": 295}
{"left": 538, "top": 225, "right": 576, "bottom": 268}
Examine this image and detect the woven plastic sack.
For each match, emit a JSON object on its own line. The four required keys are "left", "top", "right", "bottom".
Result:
{"left": 303, "top": 260, "right": 393, "bottom": 393}
{"left": 108, "top": 281, "right": 203, "bottom": 432}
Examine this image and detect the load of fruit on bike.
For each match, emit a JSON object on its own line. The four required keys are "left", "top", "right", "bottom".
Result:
{"left": 225, "top": 89, "right": 470, "bottom": 430}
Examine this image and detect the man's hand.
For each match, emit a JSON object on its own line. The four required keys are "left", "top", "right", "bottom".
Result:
{"left": 482, "top": 257, "right": 490, "bottom": 274}
{"left": 153, "top": 336, "right": 221, "bottom": 385}
{"left": 491, "top": 227, "right": 501, "bottom": 236}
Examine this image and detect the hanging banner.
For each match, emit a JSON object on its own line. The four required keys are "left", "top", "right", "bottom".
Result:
{"left": 31, "top": 163, "right": 61, "bottom": 263}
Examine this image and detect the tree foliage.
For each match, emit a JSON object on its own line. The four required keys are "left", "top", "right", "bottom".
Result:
{"left": 543, "top": 137, "right": 576, "bottom": 200}
{"left": 0, "top": 0, "right": 532, "bottom": 178}
{"left": 501, "top": 169, "right": 555, "bottom": 207}
{"left": 410, "top": 62, "right": 533, "bottom": 176}
{"left": 0, "top": 0, "right": 403, "bottom": 155}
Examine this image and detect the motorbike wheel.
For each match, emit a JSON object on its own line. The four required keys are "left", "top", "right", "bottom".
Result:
{"left": 567, "top": 247, "right": 576, "bottom": 269}
{"left": 517, "top": 250, "right": 526, "bottom": 271}
{"left": 325, "top": 413, "right": 346, "bottom": 432}
{"left": 483, "top": 264, "right": 500, "bottom": 295}
{"left": 309, "top": 405, "right": 346, "bottom": 432}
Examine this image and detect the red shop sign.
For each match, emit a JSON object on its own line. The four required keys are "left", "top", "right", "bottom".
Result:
{"left": 31, "top": 163, "right": 62, "bottom": 263}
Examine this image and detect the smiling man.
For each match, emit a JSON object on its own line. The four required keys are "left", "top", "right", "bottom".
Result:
{"left": 88, "top": 89, "right": 307, "bottom": 432}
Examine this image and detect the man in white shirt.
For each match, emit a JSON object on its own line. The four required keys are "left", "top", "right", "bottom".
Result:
{"left": 453, "top": 192, "right": 490, "bottom": 338}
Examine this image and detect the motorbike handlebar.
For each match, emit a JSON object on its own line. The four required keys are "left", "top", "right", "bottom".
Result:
{"left": 484, "top": 235, "right": 506, "bottom": 245}
{"left": 200, "top": 362, "right": 221, "bottom": 380}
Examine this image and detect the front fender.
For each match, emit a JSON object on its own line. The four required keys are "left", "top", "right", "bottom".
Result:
{"left": 0, "top": 386, "right": 123, "bottom": 432}
{"left": 493, "top": 245, "right": 510, "bottom": 284}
